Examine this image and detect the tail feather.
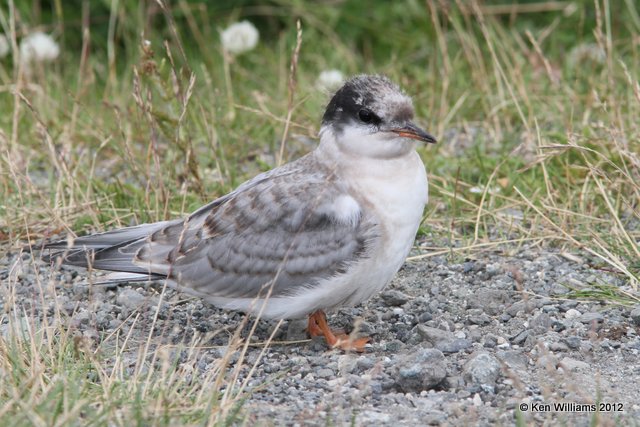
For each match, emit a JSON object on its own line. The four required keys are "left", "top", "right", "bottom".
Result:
{"left": 43, "top": 221, "right": 171, "bottom": 250}
{"left": 43, "top": 221, "right": 175, "bottom": 281}
{"left": 91, "top": 272, "right": 165, "bottom": 285}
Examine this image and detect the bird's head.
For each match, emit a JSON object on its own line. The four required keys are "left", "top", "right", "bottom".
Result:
{"left": 319, "top": 75, "right": 436, "bottom": 159}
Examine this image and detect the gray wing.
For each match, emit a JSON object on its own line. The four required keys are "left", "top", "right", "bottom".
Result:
{"left": 134, "top": 158, "right": 379, "bottom": 298}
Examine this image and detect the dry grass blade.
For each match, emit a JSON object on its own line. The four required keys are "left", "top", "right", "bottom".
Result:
{"left": 277, "top": 20, "right": 303, "bottom": 166}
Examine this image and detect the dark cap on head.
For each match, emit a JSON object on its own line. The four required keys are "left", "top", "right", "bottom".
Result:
{"left": 322, "top": 75, "right": 415, "bottom": 132}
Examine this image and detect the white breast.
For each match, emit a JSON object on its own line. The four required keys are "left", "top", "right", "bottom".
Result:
{"left": 340, "top": 150, "right": 428, "bottom": 303}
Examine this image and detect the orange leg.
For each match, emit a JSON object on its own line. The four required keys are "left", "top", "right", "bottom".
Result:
{"left": 307, "top": 310, "right": 370, "bottom": 352}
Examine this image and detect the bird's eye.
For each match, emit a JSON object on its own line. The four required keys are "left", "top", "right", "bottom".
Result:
{"left": 358, "top": 108, "right": 374, "bottom": 123}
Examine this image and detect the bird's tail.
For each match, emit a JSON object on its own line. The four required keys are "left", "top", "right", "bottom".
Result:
{"left": 42, "top": 221, "right": 173, "bottom": 283}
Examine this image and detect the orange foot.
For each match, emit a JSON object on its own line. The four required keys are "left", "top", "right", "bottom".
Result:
{"left": 307, "top": 310, "right": 370, "bottom": 352}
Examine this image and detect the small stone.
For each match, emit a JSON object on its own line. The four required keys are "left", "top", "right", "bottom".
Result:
{"left": 560, "top": 357, "right": 589, "bottom": 371}
{"left": 549, "top": 342, "right": 569, "bottom": 352}
{"left": 467, "top": 289, "right": 509, "bottom": 315}
{"left": 380, "top": 290, "right": 410, "bottom": 307}
{"left": 316, "top": 368, "right": 335, "bottom": 379}
{"left": 436, "top": 338, "right": 472, "bottom": 354}
{"left": 356, "top": 357, "right": 375, "bottom": 372}
{"left": 384, "top": 340, "right": 404, "bottom": 352}
{"left": 506, "top": 301, "right": 524, "bottom": 317}
{"left": 462, "top": 262, "right": 475, "bottom": 273}
{"left": 467, "top": 329, "right": 483, "bottom": 343}
{"left": 444, "top": 375, "right": 465, "bottom": 389}
{"left": 392, "top": 348, "right": 447, "bottom": 392}
{"left": 73, "top": 310, "right": 91, "bottom": 325}
{"left": 580, "top": 341, "right": 593, "bottom": 352}
{"left": 116, "top": 288, "right": 146, "bottom": 311}
{"left": 458, "top": 390, "right": 471, "bottom": 399}
{"left": 625, "top": 339, "right": 640, "bottom": 351}
{"left": 468, "top": 314, "right": 491, "bottom": 325}
{"left": 550, "top": 284, "right": 570, "bottom": 296}
{"left": 416, "top": 325, "right": 472, "bottom": 353}
{"left": 359, "top": 411, "right": 391, "bottom": 425}
{"left": 286, "top": 319, "right": 309, "bottom": 341}
{"left": 417, "top": 311, "right": 433, "bottom": 323}
{"left": 484, "top": 335, "right": 498, "bottom": 348}
{"left": 551, "top": 320, "right": 567, "bottom": 332}
{"left": 630, "top": 307, "right": 640, "bottom": 326}
{"left": 599, "top": 339, "right": 616, "bottom": 350}
{"left": 464, "top": 352, "right": 501, "bottom": 390}
{"left": 560, "top": 301, "right": 580, "bottom": 311}
{"left": 497, "top": 350, "right": 528, "bottom": 369}
{"left": 415, "top": 325, "right": 454, "bottom": 343}
{"left": 537, "top": 355, "right": 557, "bottom": 369}
{"left": 485, "top": 263, "right": 501, "bottom": 276}
{"left": 510, "top": 330, "right": 530, "bottom": 345}
{"left": 530, "top": 313, "right": 552, "bottom": 333}
{"left": 472, "top": 393, "right": 482, "bottom": 406}
{"left": 579, "top": 312, "right": 604, "bottom": 324}
{"left": 564, "top": 309, "right": 582, "bottom": 319}
{"left": 337, "top": 355, "right": 358, "bottom": 375}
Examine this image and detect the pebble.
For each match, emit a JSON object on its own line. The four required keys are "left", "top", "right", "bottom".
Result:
{"left": 530, "top": 313, "right": 552, "bottom": 333}
{"left": 415, "top": 325, "right": 454, "bottom": 343}
{"left": 625, "top": 340, "right": 640, "bottom": 351}
{"left": 116, "top": 288, "right": 146, "bottom": 311}
{"left": 316, "top": 368, "right": 334, "bottom": 379}
{"left": 286, "top": 319, "right": 309, "bottom": 341}
{"left": 467, "top": 289, "right": 509, "bottom": 315}
{"left": 548, "top": 342, "right": 569, "bottom": 352}
{"left": 484, "top": 334, "right": 498, "bottom": 348}
{"left": 564, "top": 308, "right": 582, "bottom": 319}
{"left": 472, "top": 393, "right": 483, "bottom": 406}
{"left": 437, "top": 338, "right": 472, "bottom": 354}
{"left": 559, "top": 357, "right": 589, "bottom": 371}
{"left": 497, "top": 351, "right": 528, "bottom": 369}
{"left": 468, "top": 314, "right": 492, "bottom": 325}
{"left": 392, "top": 348, "right": 447, "bottom": 392}
{"left": 380, "top": 290, "right": 410, "bottom": 306}
{"left": 485, "top": 263, "right": 502, "bottom": 276}
{"left": 510, "top": 330, "right": 530, "bottom": 345}
{"left": 72, "top": 310, "right": 91, "bottom": 326}
{"left": 464, "top": 352, "right": 501, "bottom": 389}
{"left": 629, "top": 307, "right": 640, "bottom": 326}
{"left": 564, "top": 300, "right": 582, "bottom": 309}
{"left": 578, "top": 312, "right": 604, "bottom": 324}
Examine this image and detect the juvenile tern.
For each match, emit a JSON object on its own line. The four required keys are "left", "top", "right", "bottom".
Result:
{"left": 44, "top": 74, "right": 436, "bottom": 351}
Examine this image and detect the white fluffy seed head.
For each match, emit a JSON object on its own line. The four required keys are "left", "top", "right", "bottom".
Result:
{"left": 220, "top": 21, "right": 259, "bottom": 55}
{"left": 316, "top": 69, "right": 345, "bottom": 91}
{"left": 20, "top": 32, "right": 59, "bottom": 63}
{"left": 0, "top": 34, "right": 10, "bottom": 58}
{"left": 567, "top": 43, "right": 606, "bottom": 67}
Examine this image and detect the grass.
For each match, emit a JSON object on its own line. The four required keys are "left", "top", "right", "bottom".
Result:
{"left": 1, "top": 0, "right": 639, "bottom": 425}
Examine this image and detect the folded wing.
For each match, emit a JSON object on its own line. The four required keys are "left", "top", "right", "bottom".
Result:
{"left": 44, "top": 155, "right": 379, "bottom": 298}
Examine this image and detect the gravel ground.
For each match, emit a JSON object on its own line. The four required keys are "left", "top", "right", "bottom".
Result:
{"left": 2, "top": 243, "right": 640, "bottom": 426}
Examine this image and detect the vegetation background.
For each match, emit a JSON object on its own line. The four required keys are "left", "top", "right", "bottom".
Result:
{"left": 1, "top": 0, "right": 638, "bottom": 425}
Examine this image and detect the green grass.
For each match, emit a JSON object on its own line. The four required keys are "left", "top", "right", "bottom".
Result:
{"left": 1, "top": 0, "right": 640, "bottom": 425}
